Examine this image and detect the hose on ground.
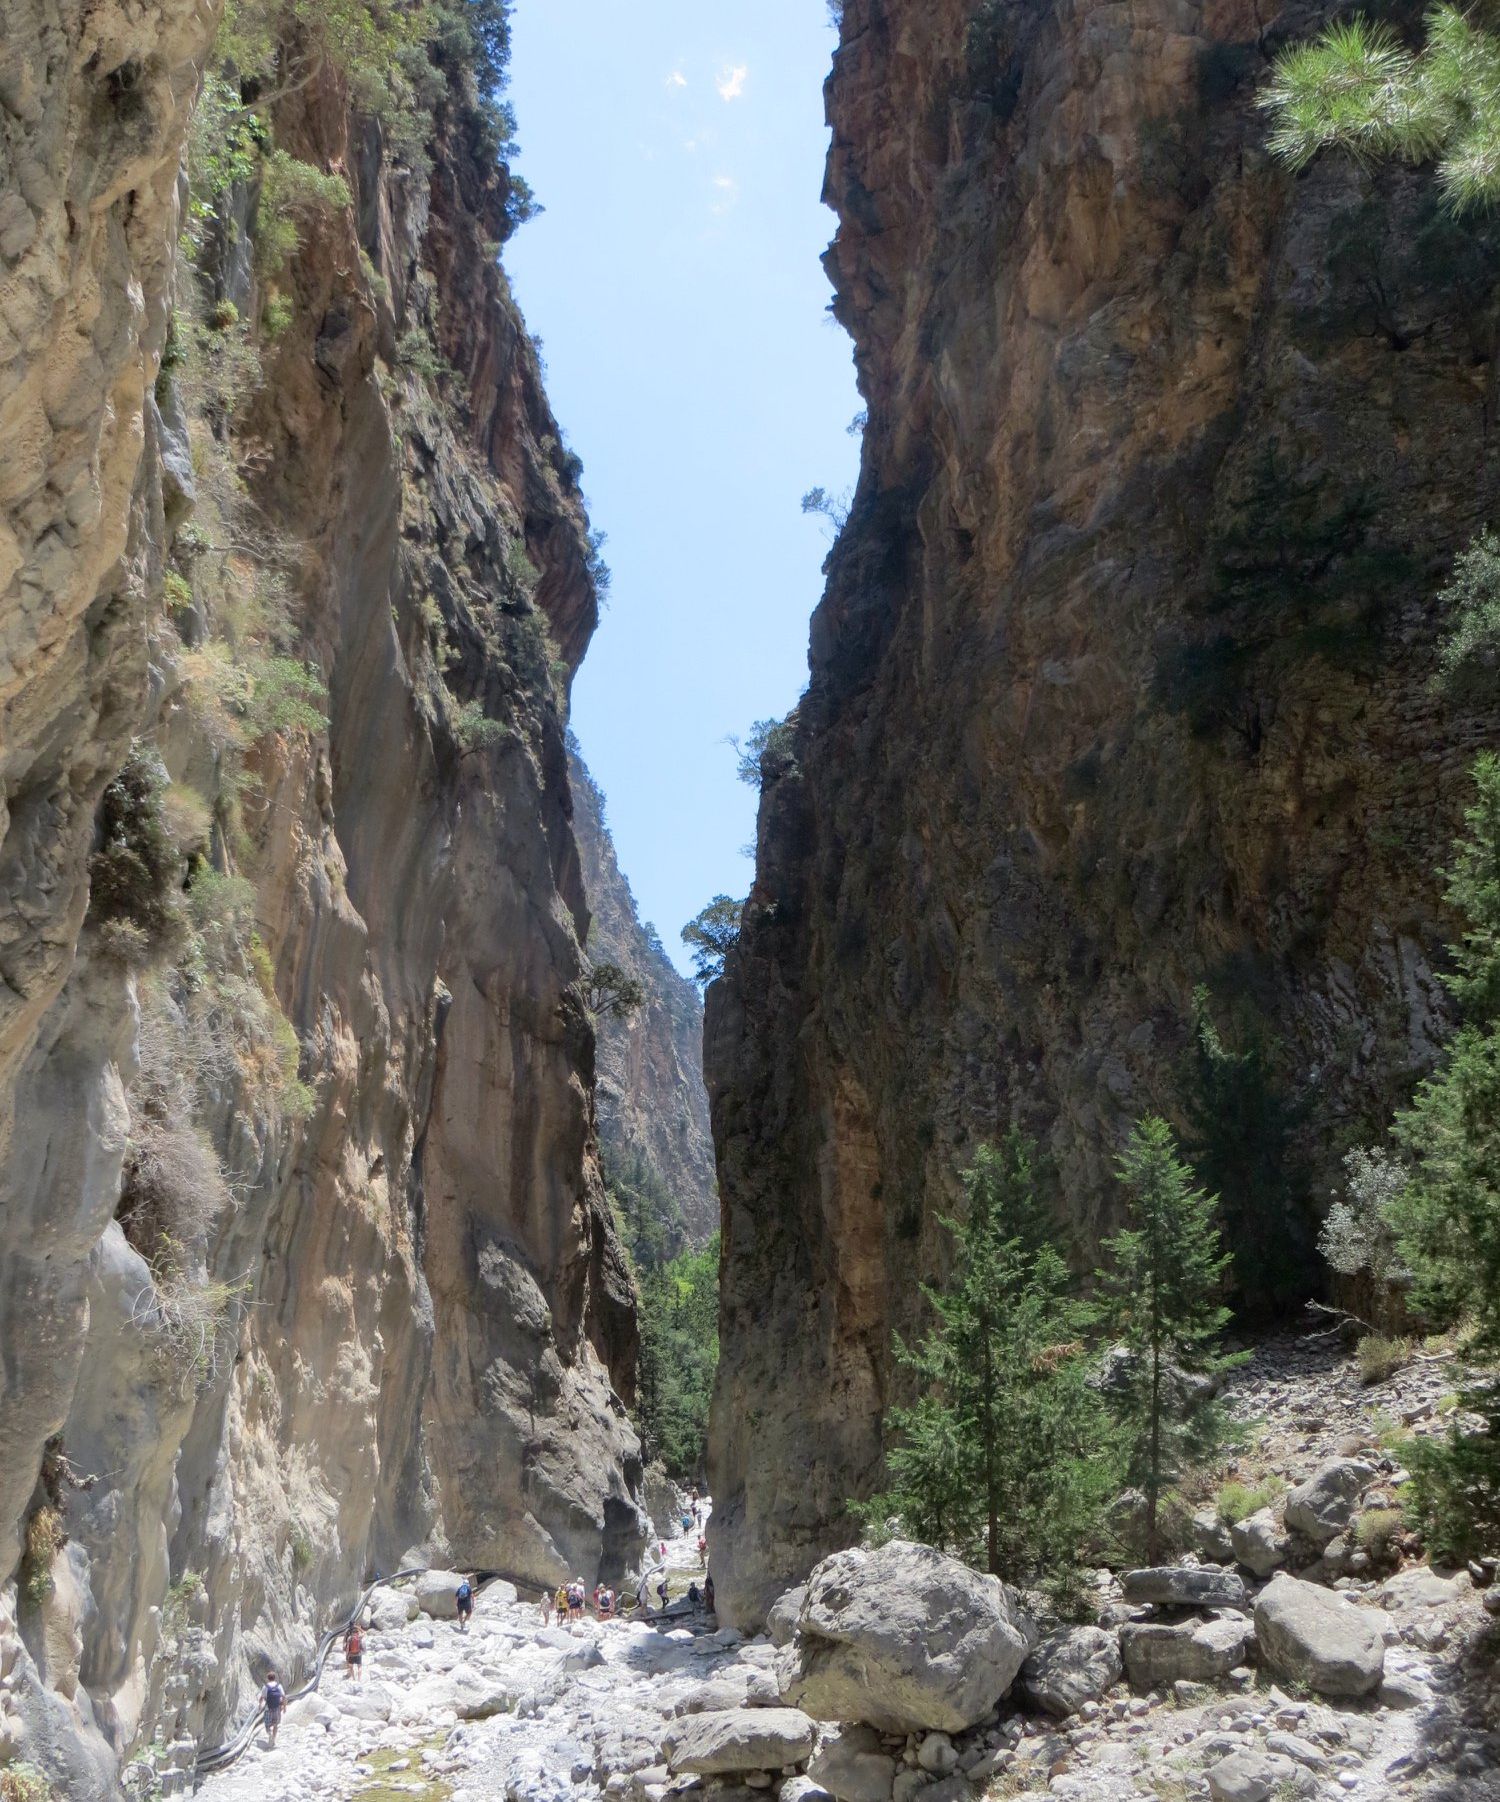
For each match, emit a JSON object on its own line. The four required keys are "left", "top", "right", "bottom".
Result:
{"left": 192, "top": 1563, "right": 550, "bottom": 1777}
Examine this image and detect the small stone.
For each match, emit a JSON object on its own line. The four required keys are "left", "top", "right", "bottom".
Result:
{"left": 916, "top": 1732, "right": 957, "bottom": 1776}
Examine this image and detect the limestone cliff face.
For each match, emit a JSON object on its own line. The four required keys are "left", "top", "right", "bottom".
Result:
{"left": 569, "top": 745, "right": 717, "bottom": 1251}
{"left": 0, "top": 13, "right": 642, "bottom": 1797}
{"left": 707, "top": 0, "right": 1500, "bottom": 1625}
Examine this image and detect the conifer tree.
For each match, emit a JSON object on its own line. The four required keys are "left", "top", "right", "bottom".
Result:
{"left": 1098, "top": 1117, "right": 1241, "bottom": 1562}
{"left": 1388, "top": 755, "right": 1500, "bottom": 1556}
{"left": 866, "top": 1133, "right": 1118, "bottom": 1598}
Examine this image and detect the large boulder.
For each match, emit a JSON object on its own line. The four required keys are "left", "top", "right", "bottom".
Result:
{"left": 1230, "top": 1509, "right": 1287, "bottom": 1579}
{"left": 1121, "top": 1567, "right": 1247, "bottom": 1610}
{"left": 777, "top": 1541, "right": 1031, "bottom": 1733}
{"left": 808, "top": 1724, "right": 897, "bottom": 1802}
{"left": 413, "top": 1570, "right": 465, "bottom": 1619}
{"left": 665, "top": 1707, "right": 818, "bottom": 1775}
{"left": 1020, "top": 1626, "right": 1122, "bottom": 1718}
{"left": 1253, "top": 1574, "right": 1385, "bottom": 1697}
{"left": 1283, "top": 1461, "right": 1375, "bottom": 1547}
{"left": 768, "top": 1584, "right": 808, "bottom": 1648}
{"left": 1119, "top": 1615, "right": 1250, "bottom": 1688}
{"left": 1206, "top": 1750, "right": 1303, "bottom": 1802}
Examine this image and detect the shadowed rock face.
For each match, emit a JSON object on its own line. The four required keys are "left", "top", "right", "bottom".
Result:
{"left": 569, "top": 746, "right": 718, "bottom": 1251}
{"left": 706, "top": 0, "right": 1500, "bottom": 1625}
{"left": 0, "top": 13, "right": 642, "bottom": 1795}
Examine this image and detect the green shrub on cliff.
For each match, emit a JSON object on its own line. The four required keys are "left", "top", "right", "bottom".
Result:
{"left": 1262, "top": 11, "right": 1500, "bottom": 213}
{"left": 88, "top": 745, "right": 184, "bottom": 964}
{"left": 860, "top": 1134, "right": 1119, "bottom": 1604}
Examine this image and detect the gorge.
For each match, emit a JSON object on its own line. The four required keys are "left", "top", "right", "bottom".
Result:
{"left": 4, "top": 0, "right": 1500, "bottom": 1798}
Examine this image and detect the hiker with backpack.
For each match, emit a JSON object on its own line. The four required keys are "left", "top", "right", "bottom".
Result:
{"left": 455, "top": 1576, "right": 474, "bottom": 1632}
{"left": 566, "top": 1580, "right": 585, "bottom": 1625}
{"left": 263, "top": 1669, "right": 285, "bottom": 1747}
{"left": 343, "top": 1622, "right": 364, "bottom": 1686}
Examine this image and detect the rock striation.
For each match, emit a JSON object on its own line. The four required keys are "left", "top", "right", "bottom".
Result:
{"left": 568, "top": 745, "right": 718, "bottom": 1251}
{"left": 0, "top": 10, "right": 645, "bottom": 1797}
{"left": 706, "top": 0, "right": 1500, "bottom": 1624}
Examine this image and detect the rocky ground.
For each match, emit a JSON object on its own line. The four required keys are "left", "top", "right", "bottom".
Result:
{"left": 191, "top": 1341, "right": 1500, "bottom": 1802}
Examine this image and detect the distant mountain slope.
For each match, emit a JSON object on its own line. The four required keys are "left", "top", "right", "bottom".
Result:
{"left": 569, "top": 741, "right": 718, "bottom": 1254}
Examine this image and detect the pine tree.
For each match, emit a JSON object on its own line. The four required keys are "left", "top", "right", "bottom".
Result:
{"left": 866, "top": 1133, "right": 1119, "bottom": 1599}
{"left": 1260, "top": 11, "right": 1500, "bottom": 214}
{"left": 1098, "top": 1117, "right": 1241, "bottom": 1563}
{"left": 1387, "top": 755, "right": 1500, "bottom": 1557}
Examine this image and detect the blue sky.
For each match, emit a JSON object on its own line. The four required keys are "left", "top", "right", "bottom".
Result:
{"left": 505, "top": 0, "right": 860, "bottom": 977}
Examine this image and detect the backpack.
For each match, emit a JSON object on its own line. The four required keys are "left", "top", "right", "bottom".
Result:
{"left": 346, "top": 1627, "right": 362, "bottom": 1656}
{"left": 264, "top": 1681, "right": 284, "bottom": 1711}
{"left": 457, "top": 1581, "right": 472, "bottom": 1605}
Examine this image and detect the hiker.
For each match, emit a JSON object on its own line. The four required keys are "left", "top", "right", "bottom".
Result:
{"left": 455, "top": 1576, "right": 474, "bottom": 1633}
{"left": 655, "top": 1572, "right": 669, "bottom": 1610}
{"left": 696, "top": 1534, "right": 707, "bottom": 1567}
{"left": 343, "top": 1622, "right": 364, "bottom": 1686}
{"left": 687, "top": 1580, "right": 701, "bottom": 1607}
{"left": 596, "top": 1585, "right": 615, "bottom": 1620}
{"left": 263, "top": 1669, "right": 285, "bottom": 1747}
{"left": 554, "top": 1582, "right": 569, "bottom": 1625}
{"left": 704, "top": 1573, "right": 715, "bottom": 1614}
{"left": 567, "top": 1580, "right": 586, "bottom": 1625}
{"left": 540, "top": 1587, "right": 555, "bottom": 1627}
{"left": 680, "top": 1508, "right": 692, "bottom": 1534}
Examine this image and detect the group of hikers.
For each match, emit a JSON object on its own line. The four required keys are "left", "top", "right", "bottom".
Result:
{"left": 542, "top": 1579, "right": 620, "bottom": 1625}
{"left": 260, "top": 1494, "right": 711, "bottom": 1748}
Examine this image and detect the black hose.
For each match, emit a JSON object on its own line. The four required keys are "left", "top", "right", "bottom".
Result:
{"left": 193, "top": 1563, "right": 546, "bottom": 1777}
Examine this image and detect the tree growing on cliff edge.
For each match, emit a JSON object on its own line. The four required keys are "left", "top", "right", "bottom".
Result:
{"left": 682, "top": 897, "right": 742, "bottom": 987}
{"left": 1261, "top": 11, "right": 1500, "bottom": 213}
{"left": 860, "top": 1134, "right": 1118, "bottom": 1603}
{"left": 1098, "top": 1117, "right": 1242, "bottom": 1564}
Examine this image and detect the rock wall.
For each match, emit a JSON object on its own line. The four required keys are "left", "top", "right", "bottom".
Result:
{"left": 706, "top": 0, "right": 1500, "bottom": 1626}
{"left": 0, "top": 12, "right": 643, "bottom": 1797}
{"left": 569, "top": 745, "right": 718, "bottom": 1252}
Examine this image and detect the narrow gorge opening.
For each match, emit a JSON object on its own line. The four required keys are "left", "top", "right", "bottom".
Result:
{"left": 5, "top": 1, "right": 1500, "bottom": 1799}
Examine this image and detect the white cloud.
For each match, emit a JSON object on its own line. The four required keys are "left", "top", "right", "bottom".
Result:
{"left": 666, "top": 69, "right": 687, "bottom": 89}
{"left": 715, "top": 64, "right": 748, "bottom": 101}
{"left": 710, "top": 174, "right": 739, "bottom": 215}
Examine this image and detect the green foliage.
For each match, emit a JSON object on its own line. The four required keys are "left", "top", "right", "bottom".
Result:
{"left": 1353, "top": 1505, "right": 1405, "bottom": 1560}
{"left": 288, "top": 1523, "right": 315, "bottom": 1571}
{"left": 1434, "top": 528, "right": 1500, "bottom": 687}
{"left": 505, "top": 535, "right": 540, "bottom": 596}
{"left": 636, "top": 1235, "right": 719, "bottom": 1478}
{"left": 583, "top": 960, "right": 645, "bottom": 1020}
{"left": 682, "top": 896, "right": 742, "bottom": 987}
{"left": 605, "top": 1147, "right": 688, "bottom": 1269}
{"left": 862, "top": 1135, "right": 1120, "bottom": 1602}
{"left": 1098, "top": 1116, "right": 1243, "bottom": 1562}
{"left": 19, "top": 1506, "right": 65, "bottom": 1608}
{"left": 1318, "top": 1144, "right": 1411, "bottom": 1303}
{"left": 1215, "top": 1474, "right": 1285, "bottom": 1526}
{"left": 452, "top": 697, "right": 507, "bottom": 752}
{"left": 395, "top": 325, "right": 458, "bottom": 388}
{"left": 1404, "top": 1391, "right": 1500, "bottom": 1561}
{"left": 1261, "top": 10, "right": 1500, "bottom": 214}
{"left": 1390, "top": 753, "right": 1500, "bottom": 1325}
{"left": 0, "top": 1764, "right": 54, "bottom": 1802}
{"left": 1183, "top": 986, "right": 1308, "bottom": 1308}
{"left": 1357, "top": 1332, "right": 1414, "bottom": 1384}
{"left": 89, "top": 745, "right": 184, "bottom": 964}
{"left": 246, "top": 657, "right": 328, "bottom": 738}
{"left": 732, "top": 716, "right": 797, "bottom": 789}
{"left": 255, "top": 149, "right": 351, "bottom": 275}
